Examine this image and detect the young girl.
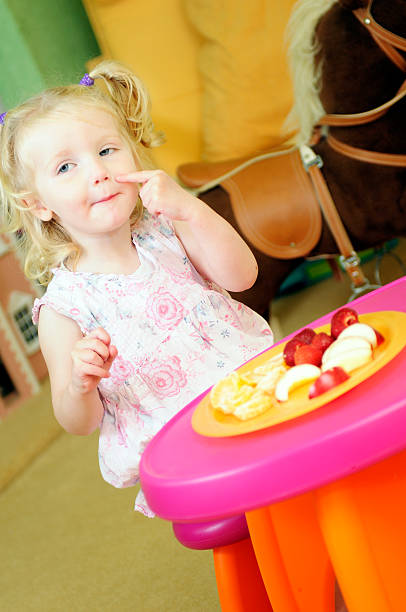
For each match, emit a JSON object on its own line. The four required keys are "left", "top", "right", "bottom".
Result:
{"left": 0, "top": 60, "right": 273, "bottom": 516}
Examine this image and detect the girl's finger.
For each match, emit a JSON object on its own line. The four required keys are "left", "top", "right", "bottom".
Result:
{"left": 104, "top": 345, "right": 118, "bottom": 371}
{"left": 78, "top": 364, "right": 111, "bottom": 379}
{"left": 78, "top": 338, "right": 110, "bottom": 361}
{"left": 115, "top": 170, "right": 159, "bottom": 183}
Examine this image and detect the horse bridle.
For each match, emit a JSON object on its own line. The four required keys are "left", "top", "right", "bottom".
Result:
{"left": 301, "top": 0, "right": 406, "bottom": 298}
{"left": 319, "top": 0, "right": 406, "bottom": 166}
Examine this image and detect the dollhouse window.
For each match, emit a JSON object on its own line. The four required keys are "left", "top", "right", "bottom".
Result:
{"left": 8, "top": 292, "right": 39, "bottom": 355}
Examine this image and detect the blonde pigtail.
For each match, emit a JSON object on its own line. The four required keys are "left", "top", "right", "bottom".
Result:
{"left": 88, "top": 61, "right": 165, "bottom": 150}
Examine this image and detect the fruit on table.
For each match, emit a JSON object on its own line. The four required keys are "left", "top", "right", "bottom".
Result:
{"left": 308, "top": 367, "right": 350, "bottom": 399}
{"left": 338, "top": 322, "right": 377, "bottom": 348}
{"left": 210, "top": 372, "right": 255, "bottom": 414}
{"left": 311, "top": 332, "right": 334, "bottom": 353}
{"left": 275, "top": 364, "right": 321, "bottom": 402}
{"left": 283, "top": 338, "right": 306, "bottom": 366}
{"left": 330, "top": 307, "right": 359, "bottom": 338}
{"left": 294, "top": 344, "right": 323, "bottom": 367}
{"left": 293, "top": 328, "right": 316, "bottom": 344}
{"left": 210, "top": 357, "right": 287, "bottom": 420}
{"left": 321, "top": 336, "right": 373, "bottom": 373}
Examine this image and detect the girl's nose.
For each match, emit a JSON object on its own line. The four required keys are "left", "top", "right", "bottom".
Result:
{"left": 94, "top": 174, "right": 109, "bottom": 185}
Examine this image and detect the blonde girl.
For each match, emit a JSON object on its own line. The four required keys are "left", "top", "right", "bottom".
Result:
{"left": 0, "top": 61, "right": 273, "bottom": 516}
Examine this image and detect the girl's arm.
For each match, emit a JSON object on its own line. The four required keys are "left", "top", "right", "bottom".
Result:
{"left": 37, "top": 306, "right": 117, "bottom": 435}
{"left": 116, "top": 170, "right": 258, "bottom": 291}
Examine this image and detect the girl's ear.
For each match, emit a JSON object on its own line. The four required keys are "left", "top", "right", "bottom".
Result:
{"left": 23, "top": 196, "right": 53, "bottom": 222}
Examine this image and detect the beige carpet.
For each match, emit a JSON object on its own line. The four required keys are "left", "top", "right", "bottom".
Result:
{"left": 0, "top": 413, "right": 220, "bottom": 611}
{"left": 1, "top": 239, "right": 405, "bottom": 611}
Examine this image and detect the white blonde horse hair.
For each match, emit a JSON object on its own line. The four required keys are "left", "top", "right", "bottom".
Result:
{"left": 285, "top": 0, "right": 337, "bottom": 145}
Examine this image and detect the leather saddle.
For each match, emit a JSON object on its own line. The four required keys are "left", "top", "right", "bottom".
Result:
{"left": 177, "top": 147, "right": 322, "bottom": 260}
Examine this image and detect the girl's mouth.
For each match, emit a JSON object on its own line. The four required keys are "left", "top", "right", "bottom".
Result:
{"left": 93, "top": 193, "right": 119, "bottom": 204}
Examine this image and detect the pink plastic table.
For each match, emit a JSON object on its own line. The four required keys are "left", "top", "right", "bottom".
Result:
{"left": 140, "top": 277, "right": 406, "bottom": 611}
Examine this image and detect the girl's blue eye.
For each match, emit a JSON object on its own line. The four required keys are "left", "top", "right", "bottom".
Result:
{"left": 100, "top": 147, "right": 114, "bottom": 156}
{"left": 58, "top": 163, "right": 72, "bottom": 174}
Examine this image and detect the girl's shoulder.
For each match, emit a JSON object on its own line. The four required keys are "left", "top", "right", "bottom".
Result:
{"left": 31, "top": 267, "right": 85, "bottom": 326}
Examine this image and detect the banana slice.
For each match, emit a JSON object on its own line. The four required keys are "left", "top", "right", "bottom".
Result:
{"left": 338, "top": 323, "right": 377, "bottom": 348}
{"left": 275, "top": 364, "right": 321, "bottom": 402}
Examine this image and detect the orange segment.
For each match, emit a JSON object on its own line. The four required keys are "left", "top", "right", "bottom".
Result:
{"left": 210, "top": 372, "right": 256, "bottom": 414}
{"left": 233, "top": 390, "right": 273, "bottom": 420}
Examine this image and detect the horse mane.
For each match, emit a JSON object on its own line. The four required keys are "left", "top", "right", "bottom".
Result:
{"left": 285, "top": 0, "right": 337, "bottom": 145}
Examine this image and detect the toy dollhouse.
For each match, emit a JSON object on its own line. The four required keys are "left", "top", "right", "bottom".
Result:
{"left": 0, "top": 233, "right": 48, "bottom": 418}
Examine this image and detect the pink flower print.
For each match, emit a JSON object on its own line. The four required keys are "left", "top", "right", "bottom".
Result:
{"left": 165, "top": 263, "right": 194, "bottom": 284}
{"left": 110, "top": 355, "right": 134, "bottom": 384}
{"left": 140, "top": 355, "right": 187, "bottom": 398}
{"left": 146, "top": 287, "right": 184, "bottom": 330}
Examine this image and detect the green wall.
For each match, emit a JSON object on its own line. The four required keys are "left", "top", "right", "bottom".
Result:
{"left": 0, "top": 0, "right": 99, "bottom": 109}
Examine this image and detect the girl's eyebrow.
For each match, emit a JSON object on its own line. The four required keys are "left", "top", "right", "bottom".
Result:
{"left": 45, "top": 150, "right": 72, "bottom": 170}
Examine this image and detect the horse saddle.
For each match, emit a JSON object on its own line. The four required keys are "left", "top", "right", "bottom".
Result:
{"left": 177, "top": 147, "right": 322, "bottom": 259}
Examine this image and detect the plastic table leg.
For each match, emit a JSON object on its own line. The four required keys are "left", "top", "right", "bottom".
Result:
{"left": 246, "top": 491, "right": 335, "bottom": 611}
{"left": 213, "top": 537, "right": 273, "bottom": 612}
{"left": 315, "top": 448, "right": 406, "bottom": 612}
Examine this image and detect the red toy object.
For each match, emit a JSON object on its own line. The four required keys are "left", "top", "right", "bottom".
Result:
{"left": 308, "top": 367, "right": 350, "bottom": 399}
{"left": 330, "top": 307, "right": 359, "bottom": 338}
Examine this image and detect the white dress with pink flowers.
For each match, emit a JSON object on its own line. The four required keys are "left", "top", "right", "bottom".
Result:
{"left": 32, "top": 211, "right": 273, "bottom": 516}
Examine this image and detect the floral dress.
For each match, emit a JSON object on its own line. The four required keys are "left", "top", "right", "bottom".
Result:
{"left": 32, "top": 211, "right": 273, "bottom": 516}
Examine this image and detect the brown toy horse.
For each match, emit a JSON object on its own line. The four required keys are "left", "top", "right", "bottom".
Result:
{"left": 178, "top": 0, "right": 406, "bottom": 317}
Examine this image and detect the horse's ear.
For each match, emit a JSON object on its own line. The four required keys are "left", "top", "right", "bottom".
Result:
{"left": 338, "top": 0, "right": 368, "bottom": 9}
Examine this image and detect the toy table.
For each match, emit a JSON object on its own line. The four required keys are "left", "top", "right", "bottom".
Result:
{"left": 140, "top": 277, "right": 406, "bottom": 612}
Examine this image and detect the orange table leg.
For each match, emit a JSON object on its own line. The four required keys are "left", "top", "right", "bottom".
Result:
{"left": 315, "top": 449, "right": 406, "bottom": 612}
{"left": 246, "top": 491, "right": 335, "bottom": 611}
{"left": 213, "top": 537, "right": 273, "bottom": 612}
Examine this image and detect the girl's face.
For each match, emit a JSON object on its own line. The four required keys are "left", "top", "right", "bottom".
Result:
{"left": 20, "top": 107, "right": 141, "bottom": 243}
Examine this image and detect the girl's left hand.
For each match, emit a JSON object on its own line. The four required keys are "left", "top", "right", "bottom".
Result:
{"left": 116, "top": 170, "right": 199, "bottom": 222}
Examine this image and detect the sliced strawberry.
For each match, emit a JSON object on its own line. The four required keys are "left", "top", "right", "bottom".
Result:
{"left": 294, "top": 344, "right": 323, "bottom": 367}
{"left": 283, "top": 338, "right": 306, "bottom": 366}
{"left": 311, "top": 332, "right": 334, "bottom": 354}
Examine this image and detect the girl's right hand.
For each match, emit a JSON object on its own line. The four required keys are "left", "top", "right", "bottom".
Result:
{"left": 70, "top": 327, "right": 117, "bottom": 395}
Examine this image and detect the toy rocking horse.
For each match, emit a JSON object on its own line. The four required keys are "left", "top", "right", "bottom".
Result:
{"left": 178, "top": 0, "right": 406, "bottom": 316}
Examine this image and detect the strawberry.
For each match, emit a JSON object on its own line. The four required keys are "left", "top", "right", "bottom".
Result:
{"left": 283, "top": 338, "right": 306, "bottom": 366}
{"left": 294, "top": 344, "right": 323, "bottom": 367}
{"left": 311, "top": 332, "right": 334, "bottom": 354}
{"left": 293, "top": 328, "right": 316, "bottom": 345}
{"left": 330, "top": 307, "right": 359, "bottom": 339}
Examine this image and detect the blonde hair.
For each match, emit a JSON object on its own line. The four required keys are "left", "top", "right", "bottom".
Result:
{"left": 285, "top": 0, "right": 336, "bottom": 145}
{"left": 0, "top": 60, "right": 164, "bottom": 285}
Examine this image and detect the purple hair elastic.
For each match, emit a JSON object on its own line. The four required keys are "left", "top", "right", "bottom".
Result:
{"left": 79, "top": 73, "right": 94, "bottom": 87}
{"left": 0, "top": 73, "right": 94, "bottom": 125}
